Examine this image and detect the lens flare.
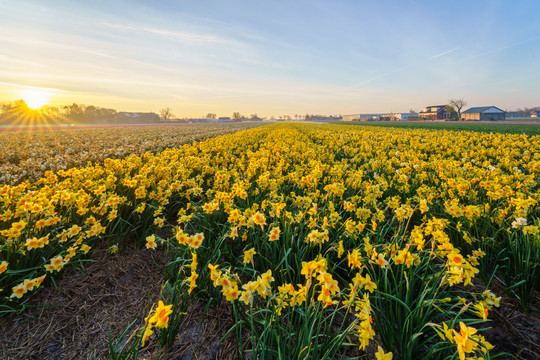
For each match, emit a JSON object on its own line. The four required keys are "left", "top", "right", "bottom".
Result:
{"left": 19, "top": 89, "right": 50, "bottom": 109}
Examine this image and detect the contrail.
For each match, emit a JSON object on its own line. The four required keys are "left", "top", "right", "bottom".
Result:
{"left": 470, "top": 35, "right": 540, "bottom": 59}
{"left": 345, "top": 64, "right": 415, "bottom": 89}
{"left": 429, "top": 47, "right": 459, "bottom": 60}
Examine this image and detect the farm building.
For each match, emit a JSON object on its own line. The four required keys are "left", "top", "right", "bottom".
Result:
{"left": 342, "top": 114, "right": 381, "bottom": 121}
{"left": 385, "top": 112, "right": 418, "bottom": 121}
{"left": 461, "top": 106, "right": 506, "bottom": 121}
{"left": 114, "top": 112, "right": 160, "bottom": 123}
{"left": 418, "top": 105, "right": 454, "bottom": 120}
{"left": 342, "top": 113, "right": 417, "bottom": 122}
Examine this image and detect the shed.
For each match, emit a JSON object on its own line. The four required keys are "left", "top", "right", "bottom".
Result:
{"left": 461, "top": 106, "right": 505, "bottom": 121}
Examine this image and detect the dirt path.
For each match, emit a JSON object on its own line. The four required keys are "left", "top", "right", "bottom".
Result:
{"left": 0, "top": 247, "right": 236, "bottom": 360}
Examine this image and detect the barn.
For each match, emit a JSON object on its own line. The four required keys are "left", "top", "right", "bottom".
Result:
{"left": 461, "top": 106, "right": 506, "bottom": 121}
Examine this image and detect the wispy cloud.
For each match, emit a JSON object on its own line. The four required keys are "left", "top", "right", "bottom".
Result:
{"left": 0, "top": 53, "right": 48, "bottom": 68}
{"left": 100, "top": 21, "right": 237, "bottom": 45}
{"left": 429, "top": 47, "right": 459, "bottom": 60}
{"left": 0, "top": 71, "right": 228, "bottom": 93}
{"left": 0, "top": 82, "right": 64, "bottom": 93}
{"left": 236, "top": 57, "right": 289, "bottom": 69}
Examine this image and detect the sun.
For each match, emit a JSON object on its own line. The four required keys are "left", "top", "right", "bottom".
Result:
{"left": 19, "top": 89, "right": 50, "bottom": 109}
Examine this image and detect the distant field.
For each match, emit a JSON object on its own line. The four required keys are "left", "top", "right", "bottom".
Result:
{"left": 0, "top": 121, "right": 255, "bottom": 132}
{"left": 0, "top": 122, "right": 186, "bottom": 131}
{"left": 344, "top": 120, "right": 540, "bottom": 135}
{"left": 0, "top": 122, "right": 262, "bottom": 185}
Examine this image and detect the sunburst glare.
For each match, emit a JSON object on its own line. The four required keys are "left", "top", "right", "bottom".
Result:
{"left": 19, "top": 88, "right": 50, "bottom": 109}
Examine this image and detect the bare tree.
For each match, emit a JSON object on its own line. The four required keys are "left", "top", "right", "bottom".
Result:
{"left": 206, "top": 113, "right": 217, "bottom": 119}
{"left": 448, "top": 99, "right": 467, "bottom": 121}
{"left": 232, "top": 112, "right": 242, "bottom": 120}
{"left": 160, "top": 107, "right": 174, "bottom": 122}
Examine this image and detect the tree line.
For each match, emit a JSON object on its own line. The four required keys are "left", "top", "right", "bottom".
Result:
{"left": 0, "top": 100, "right": 124, "bottom": 125}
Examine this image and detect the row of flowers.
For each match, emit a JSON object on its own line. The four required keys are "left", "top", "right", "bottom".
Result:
{"left": 0, "top": 122, "right": 261, "bottom": 185}
{"left": 1, "top": 123, "right": 539, "bottom": 358}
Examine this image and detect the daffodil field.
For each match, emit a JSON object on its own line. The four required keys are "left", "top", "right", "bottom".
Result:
{"left": 0, "top": 122, "right": 260, "bottom": 185}
{"left": 1, "top": 123, "right": 539, "bottom": 359}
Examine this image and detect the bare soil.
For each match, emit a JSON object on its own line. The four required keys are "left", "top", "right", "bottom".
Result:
{"left": 0, "top": 247, "right": 236, "bottom": 360}
{"left": 1, "top": 246, "right": 538, "bottom": 360}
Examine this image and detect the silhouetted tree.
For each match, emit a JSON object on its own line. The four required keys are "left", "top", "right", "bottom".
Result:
{"left": 62, "top": 103, "right": 85, "bottom": 122}
{"left": 0, "top": 100, "right": 29, "bottom": 124}
{"left": 40, "top": 105, "right": 61, "bottom": 119}
{"left": 160, "top": 108, "right": 174, "bottom": 121}
{"left": 448, "top": 98, "right": 467, "bottom": 121}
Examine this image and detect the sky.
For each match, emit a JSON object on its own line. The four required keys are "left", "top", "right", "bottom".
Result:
{"left": 1, "top": 0, "right": 539, "bottom": 117}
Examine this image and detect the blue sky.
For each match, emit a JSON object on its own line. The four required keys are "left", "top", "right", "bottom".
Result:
{"left": 1, "top": 0, "right": 539, "bottom": 117}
